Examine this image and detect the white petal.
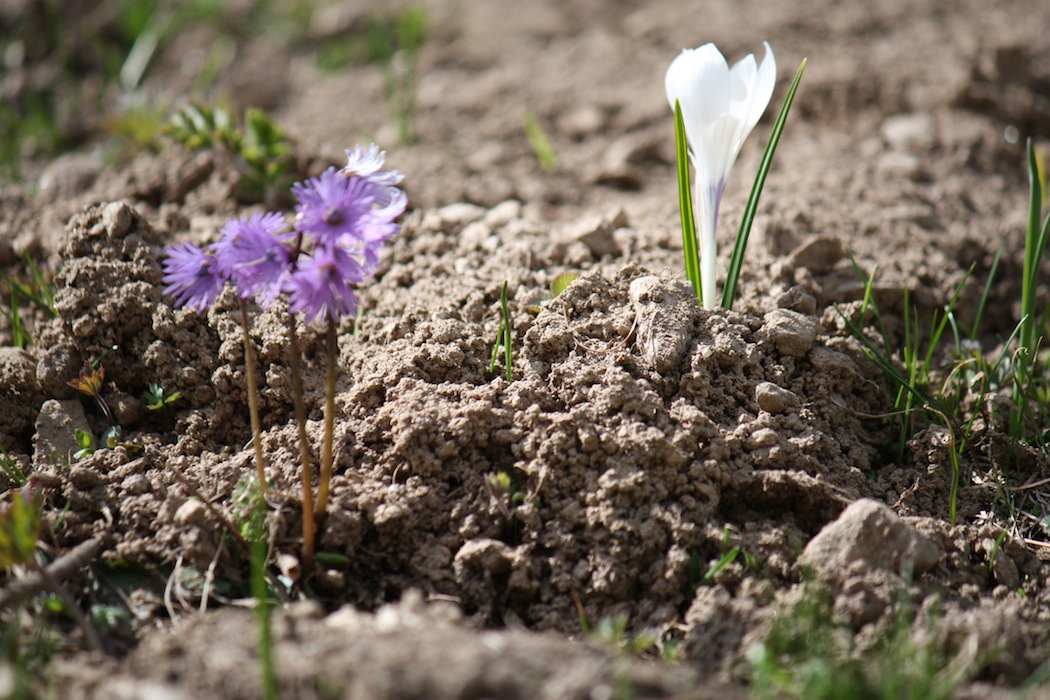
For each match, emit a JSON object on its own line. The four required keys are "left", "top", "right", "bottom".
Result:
{"left": 665, "top": 44, "right": 730, "bottom": 179}
{"left": 743, "top": 42, "right": 777, "bottom": 138}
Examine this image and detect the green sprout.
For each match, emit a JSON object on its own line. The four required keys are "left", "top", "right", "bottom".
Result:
{"left": 165, "top": 104, "right": 296, "bottom": 204}
{"left": 72, "top": 429, "right": 96, "bottom": 461}
{"left": 748, "top": 587, "right": 980, "bottom": 700}
{"left": 0, "top": 484, "right": 103, "bottom": 651}
{"left": 592, "top": 613, "right": 659, "bottom": 657}
{"left": 485, "top": 466, "right": 527, "bottom": 518}
{"left": 1, "top": 255, "right": 58, "bottom": 349}
{"left": 0, "top": 488, "right": 42, "bottom": 572}
{"left": 0, "top": 443, "right": 27, "bottom": 487}
{"left": 1019, "top": 139, "right": 1050, "bottom": 381}
{"left": 837, "top": 141, "right": 1050, "bottom": 529}
{"left": 143, "top": 383, "right": 182, "bottom": 410}
{"left": 526, "top": 272, "right": 578, "bottom": 314}
{"left": 687, "top": 525, "right": 755, "bottom": 592}
{"left": 523, "top": 111, "right": 558, "bottom": 172}
{"left": 488, "top": 282, "right": 514, "bottom": 382}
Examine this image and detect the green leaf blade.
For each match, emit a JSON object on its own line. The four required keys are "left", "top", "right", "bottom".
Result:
{"left": 722, "top": 58, "right": 807, "bottom": 310}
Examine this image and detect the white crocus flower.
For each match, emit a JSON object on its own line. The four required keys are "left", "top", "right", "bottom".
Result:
{"left": 666, "top": 42, "right": 776, "bottom": 309}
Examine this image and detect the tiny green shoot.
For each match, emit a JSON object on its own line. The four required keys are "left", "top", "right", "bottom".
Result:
{"left": 523, "top": 111, "right": 558, "bottom": 172}
{"left": 165, "top": 104, "right": 295, "bottom": 204}
{"left": 489, "top": 282, "right": 513, "bottom": 382}
{"left": 0, "top": 442, "right": 27, "bottom": 487}
{"left": 526, "top": 272, "right": 577, "bottom": 314}
{"left": 72, "top": 429, "right": 96, "bottom": 461}
{"left": 144, "top": 383, "right": 182, "bottom": 410}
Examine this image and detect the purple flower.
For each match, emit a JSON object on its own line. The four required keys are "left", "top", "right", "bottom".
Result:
{"left": 292, "top": 168, "right": 378, "bottom": 244}
{"left": 285, "top": 244, "right": 366, "bottom": 325}
{"left": 162, "top": 241, "right": 227, "bottom": 313}
{"left": 213, "top": 212, "right": 293, "bottom": 308}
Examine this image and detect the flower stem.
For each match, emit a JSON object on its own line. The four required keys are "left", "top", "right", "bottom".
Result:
{"left": 239, "top": 300, "right": 268, "bottom": 495}
{"left": 699, "top": 187, "right": 719, "bottom": 311}
{"left": 315, "top": 322, "right": 337, "bottom": 518}
{"left": 286, "top": 313, "right": 315, "bottom": 572}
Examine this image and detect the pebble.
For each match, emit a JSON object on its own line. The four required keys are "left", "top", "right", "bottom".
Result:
{"left": 559, "top": 104, "right": 605, "bottom": 138}
{"left": 436, "top": 202, "right": 486, "bottom": 228}
{"left": 122, "top": 473, "right": 151, "bottom": 495}
{"left": 454, "top": 538, "right": 515, "bottom": 576}
{"left": 553, "top": 209, "right": 627, "bottom": 259}
{"left": 173, "top": 499, "right": 206, "bottom": 527}
{"left": 102, "top": 201, "right": 134, "bottom": 238}
{"left": 32, "top": 398, "right": 89, "bottom": 472}
{"left": 880, "top": 112, "right": 935, "bottom": 151}
{"left": 776, "top": 286, "right": 817, "bottom": 315}
{"left": 787, "top": 236, "right": 844, "bottom": 274}
{"left": 755, "top": 382, "right": 799, "bottom": 414}
{"left": 483, "top": 200, "right": 522, "bottom": 229}
{"left": 762, "top": 308, "right": 819, "bottom": 358}
{"left": 797, "top": 499, "right": 940, "bottom": 579}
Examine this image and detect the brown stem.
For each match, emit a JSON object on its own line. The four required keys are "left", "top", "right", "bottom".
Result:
{"left": 315, "top": 322, "right": 337, "bottom": 518}
{"left": 239, "top": 300, "right": 268, "bottom": 495}
{"left": 0, "top": 536, "right": 103, "bottom": 612}
{"left": 286, "top": 313, "right": 315, "bottom": 572}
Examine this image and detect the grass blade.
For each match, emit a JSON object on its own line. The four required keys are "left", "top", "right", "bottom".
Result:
{"left": 722, "top": 58, "right": 807, "bottom": 310}
{"left": 674, "top": 100, "right": 701, "bottom": 303}
{"left": 1021, "top": 139, "right": 1044, "bottom": 357}
{"left": 500, "top": 282, "right": 513, "bottom": 382}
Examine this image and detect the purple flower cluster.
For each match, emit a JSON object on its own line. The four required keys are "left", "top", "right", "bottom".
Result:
{"left": 162, "top": 145, "right": 405, "bottom": 325}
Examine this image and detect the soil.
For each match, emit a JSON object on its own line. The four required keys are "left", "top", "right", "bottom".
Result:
{"left": 2, "top": 0, "right": 1050, "bottom": 697}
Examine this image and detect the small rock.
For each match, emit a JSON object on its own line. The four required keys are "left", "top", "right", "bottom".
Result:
{"left": 460, "top": 220, "right": 492, "bottom": 249}
{"left": 173, "top": 499, "right": 206, "bottom": 528}
{"left": 629, "top": 275, "right": 698, "bottom": 373}
{"left": 788, "top": 236, "right": 844, "bottom": 274}
{"left": 315, "top": 569, "right": 347, "bottom": 593}
{"left": 559, "top": 104, "right": 605, "bottom": 138}
{"left": 36, "top": 344, "right": 82, "bottom": 398}
{"left": 276, "top": 553, "right": 301, "bottom": 583}
{"left": 592, "top": 134, "right": 663, "bottom": 190}
{"left": 746, "top": 427, "right": 779, "bottom": 449}
{"left": 876, "top": 151, "right": 925, "bottom": 181}
{"left": 880, "top": 113, "right": 935, "bottom": 151}
{"left": 755, "top": 382, "right": 799, "bottom": 414}
{"left": 982, "top": 537, "right": 1020, "bottom": 590}
{"left": 0, "top": 347, "right": 40, "bottom": 438}
{"left": 33, "top": 399, "right": 90, "bottom": 472}
{"left": 102, "top": 201, "right": 134, "bottom": 239}
{"left": 483, "top": 200, "right": 522, "bottom": 229}
{"left": 809, "top": 346, "right": 858, "bottom": 375}
{"left": 122, "top": 473, "right": 151, "bottom": 495}
{"left": 68, "top": 465, "right": 102, "bottom": 490}
{"left": 454, "top": 538, "right": 515, "bottom": 576}
{"left": 776, "top": 286, "right": 817, "bottom": 315}
{"left": 762, "top": 308, "right": 819, "bottom": 358}
{"left": 797, "top": 499, "right": 941, "bottom": 579}
{"left": 553, "top": 211, "right": 625, "bottom": 259}
{"left": 437, "top": 202, "right": 486, "bottom": 228}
